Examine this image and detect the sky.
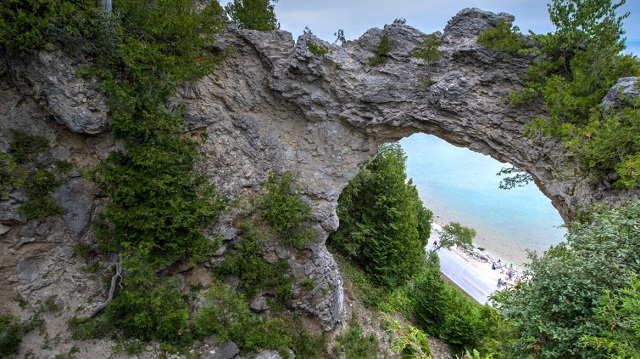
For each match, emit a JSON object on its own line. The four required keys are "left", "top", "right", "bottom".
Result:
{"left": 262, "top": 0, "right": 640, "bottom": 55}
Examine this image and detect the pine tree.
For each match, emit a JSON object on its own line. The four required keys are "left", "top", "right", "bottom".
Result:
{"left": 329, "top": 143, "right": 432, "bottom": 288}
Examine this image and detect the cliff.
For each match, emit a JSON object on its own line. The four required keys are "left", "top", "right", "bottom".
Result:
{"left": 1, "top": 7, "right": 638, "bottom": 357}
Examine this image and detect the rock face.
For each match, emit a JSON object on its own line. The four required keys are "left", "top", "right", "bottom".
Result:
{"left": 1, "top": 7, "right": 639, "bottom": 354}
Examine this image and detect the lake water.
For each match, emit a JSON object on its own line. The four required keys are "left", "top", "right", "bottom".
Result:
{"left": 398, "top": 133, "right": 566, "bottom": 267}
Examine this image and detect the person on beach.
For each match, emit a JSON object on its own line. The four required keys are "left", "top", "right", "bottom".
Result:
{"left": 491, "top": 262, "right": 496, "bottom": 270}
{"left": 497, "top": 278, "right": 503, "bottom": 287}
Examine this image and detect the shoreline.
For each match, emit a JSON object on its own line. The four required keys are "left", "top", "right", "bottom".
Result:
{"left": 429, "top": 222, "right": 523, "bottom": 304}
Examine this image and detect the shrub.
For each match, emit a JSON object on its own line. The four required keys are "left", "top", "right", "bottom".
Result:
{"left": 328, "top": 143, "right": 431, "bottom": 288}
{"left": 104, "top": 256, "right": 191, "bottom": 348}
{"left": 259, "top": 171, "right": 316, "bottom": 249}
{"left": 194, "top": 281, "right": 292, "bottom": 356}
{"left": 225, "top": 0, "right": 279, "bottom": 31}
{"left": 215, "top": 223, "right": 293, "bottom": 304}
{"left": 0, "top": 314, "right": 26, "bottom": 359}
{"left": 369, "top": 35, "right": 392, "bottom": 66}
{"left": 413, "top": 33, "right": 442, "bottom": 63}
{"left": 333, "top": 314, "right": 379, "bottom": 359}
{"left": 496, "top": 202, "right": 640, "bottom": 358}
{"left": 307, "top": 41, "right": 328, "bottom": 56}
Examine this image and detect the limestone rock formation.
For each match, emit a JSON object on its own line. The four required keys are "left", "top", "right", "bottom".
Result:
{"left": 1, "top": 7, "right": 639, "bottom": 356}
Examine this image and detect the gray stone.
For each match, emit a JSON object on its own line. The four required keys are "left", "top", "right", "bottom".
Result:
{"left": 202, "top": 341, "right": 240, "bottom": 359}
{"left": 53, "top": 178, "right": 95, "bottom": 239}
{"left": 6, "top": 49, "right": 108, "bottom": 134}
{"left": 249, "top": 296, "right": 269, "bottom": 312}
{"left": 603, "top": 77, "right": 640, "bottom": 110}
{"left": 0, "top": 223, "right": 11, "bottom": 235}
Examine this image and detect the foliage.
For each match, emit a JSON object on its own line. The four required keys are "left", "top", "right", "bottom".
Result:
{"left": 91, "top": 0, "right": 228, "bottom": 268}
{"left": 7, "top": 129, "right": 48, "bottom": 164}
{"left": 291, "top": 327, "right": 328, "bottom": 359}
{"left": 0, "top": 0, "right": 120, "bottom": 57}
{"left": 496, "top": 166, "right": 533, "bottom": 190}
{"left": 393, "top": 18, "right": 406, "bottom": 25}
{"left": 307, "top": 41, "right": 328, "bottom": 56}
{"left": 334, "top": 29, "right": 346, "bottom": 45}
{"left": 438, "top": 222, "right": 476, "bottom": 250}
{"left": 215, "top": 222, "right": 292, "bottom": 303}
{"left": 369, "top": 35, "right": 392, "bottom": 66}
{"left": 225, "top": 0, "right": 279, "bottom": 31}
{"left": 477, "top": 19, "right": 529, "bottom": 55}
{"left": 2, "top": 130, "right": 65, "bottom": 221}
{"left": 329, "top": 143, "right": 432, "bottom": 288}
{"left": 103, "top": 255, "right": 192, "bottom": 348}
{"left": 411, "top": 254, "right": 511, "bottom": 355}
{"left": 0, "top": 0, "right": 53, "bottom": 54}
{"left": 580, "top": 273, "right": 640, "bottom": 357}
{"left": 333, "top": 314, "right": 379, "bottom": 359}
{"left": 68, "top": 316, "right": 113, "bottom": 340}
{"left": 0, "top": 154, "right": 22, "bottom": 197}
{"left": 0, "top": 314, "right": 26, "bottom": 359}
{"left": 259, "top": 171, "right": 316, "bottom": 249}
{"left": 383, "top": 313, "right": 431, "bottom": 359}
{"left": 496, "top": 201, "right": 640, "bottom": 358}
{"left": 413, "top": 33, "right": 442, "bottom": 63}
{"left": 480, "top": 0, "right": 640, "bottom": 187}
{"left": 194, "top": 281, "right": 292, "bottom": 356}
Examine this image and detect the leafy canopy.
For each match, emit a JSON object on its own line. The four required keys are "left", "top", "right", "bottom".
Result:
{"left": 479, "top": 0, "right": 640, "bottom": 188}
{"left": 495, "top": 202, "right": 640, "bottom": 358}
{"left": 329, "top": 143, "right": 432, "bottom": 288}
{"left": 225, "top": 0, "right": 279, "bottom": 31}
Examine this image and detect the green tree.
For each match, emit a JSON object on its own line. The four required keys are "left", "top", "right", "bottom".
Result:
{"left": 581, "top": 273, "right": 640, "bottom": 358}
{"left": 480, "top": 0, "right": 640, "bottom": 187}
{"left": 225, "top": 0, "right": 279, "bottom": 31}
{"left": 329, "top": 143, "right": 432, "bottom": 288}
{"left": 496, "top": 202, "right": 640, "bottom": 358}
{"left": 438, "top": 222, "right": 476, "bottom": 250}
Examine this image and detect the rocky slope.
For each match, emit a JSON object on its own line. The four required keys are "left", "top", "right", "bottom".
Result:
{"left": 1, "top": 7, "right": 638, "bottom": 357}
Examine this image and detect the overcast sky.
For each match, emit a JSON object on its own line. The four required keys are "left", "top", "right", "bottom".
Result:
{"left": 261, "top": 0, "right": 640, "bottom": 55}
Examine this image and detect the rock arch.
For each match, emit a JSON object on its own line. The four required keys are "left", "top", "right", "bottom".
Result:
{"left": 2, "top": 7, "right": 639, "bottom": 335}
{"left": 185, "top": 8, "right": 639, "bottom": 329}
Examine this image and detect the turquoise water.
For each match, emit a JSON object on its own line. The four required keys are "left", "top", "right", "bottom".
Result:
{"left": 399, "top": 134, "right": 566, "bottom": 267}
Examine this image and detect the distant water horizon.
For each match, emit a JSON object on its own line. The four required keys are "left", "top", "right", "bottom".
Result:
{"left": 399, "top": 134, "right": 566, "bottom": 267}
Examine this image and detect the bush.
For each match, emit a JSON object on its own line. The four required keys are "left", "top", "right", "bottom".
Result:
{"left": 104, "top": 256, "right": 192, "bottom": 348}
{"left": 215, "top": 223, "right": 292, "bottom": 304}
{"left": 225, "top": 0, "right": 279, "bottom": 31}
{"left": 369, "top": 35, "right": 392, "bottom": 66}
{"left": 259, "top": 171, "right": 316, "bottom": 249}
{"left": 333, "top": 314, "right": 379, "bottom": 359}
{"left": 194, "top": 281, "right": 292, "bottom": 356}
{"left": 0, "top": 314, "right": 26, "bottom": 359}
{"left": 413, "top": 33, "right": 442, "bottom": 63}
{"left": 497, "top": 202, "right": 640, "bottom": 358}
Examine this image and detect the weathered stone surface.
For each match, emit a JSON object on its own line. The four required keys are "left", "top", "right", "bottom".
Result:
{"left": 5, "top": 49, "right": 108, "bottom": 134}
{"left": 53, "top": 178, "right": 95, "bottom": 240}
{"left": 1, "top": 7, "right": 639, "bottom": 357}
{"left": 249, "top": 296, "right": 269, "bottom": 312}
{"left": 202, "top": 341, "right": 240, "bottom": 359}
{"left": 603, "top": 77, "right": 640, "bottom": 110}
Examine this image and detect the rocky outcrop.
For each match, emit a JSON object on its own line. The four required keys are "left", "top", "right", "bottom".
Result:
{"left": 2, "top": 7, "right": 639, "bottom": 356}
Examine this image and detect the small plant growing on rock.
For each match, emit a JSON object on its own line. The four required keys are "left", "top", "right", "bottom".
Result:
{"left": 413, "top": 33, "right": 442, "bottom": 63}
{"left": 369, "top": 35, "right": 392, "bottom": 66}
{"left": 259, "top": 171, "right": 316, "bottom": 249}
{"left": 307, "top": 41, "right": 328, "bottom": 56}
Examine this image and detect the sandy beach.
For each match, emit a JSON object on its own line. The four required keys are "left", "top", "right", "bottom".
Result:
{"left": 428, "top": 222, "right": 523, "bottom": 304}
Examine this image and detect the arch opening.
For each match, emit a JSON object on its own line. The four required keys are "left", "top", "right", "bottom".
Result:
{"left": 398, "top": 133, "right": 565, "bottom": 267}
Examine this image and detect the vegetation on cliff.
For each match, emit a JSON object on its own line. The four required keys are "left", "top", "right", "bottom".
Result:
{"left": 479, "top": 0, "right": 640, "bottom": 188}
{"left": 329, "top": 143, "right": 432, "bottom": 289}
